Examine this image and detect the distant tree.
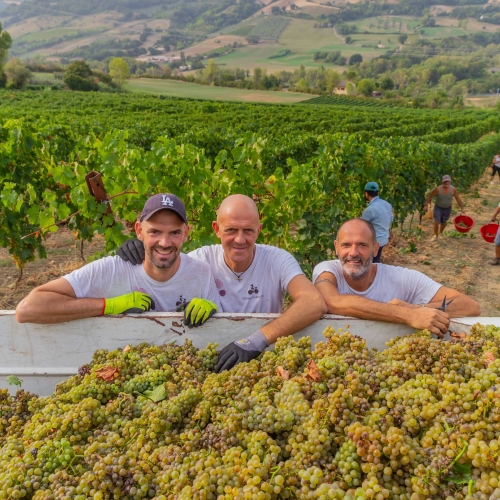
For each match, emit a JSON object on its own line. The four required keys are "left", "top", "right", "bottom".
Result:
{"left": 0, "top": 23, "right": 12, "bottom": 86}
{"left": 337, "top": 56, "right": 347, "bottom": 65}
{"left": 203, "top": 59, "right": 218, "bottom": 85}
{"left": 254, "top": 67, "right": 263, "bottom": 86}
{"left": 357, "top": 78, "right": 375, "bottom": 96}
{"left": 439, "top": 73, "right": 456, "bottom": 91}
{"left": 271, "top": 6, "right": 281, "bottom": 14}
{"left": 346, "top": 70, "right": 356, "bottom": 80}
{"left": 345, "top": 35, "right": 352, "bottom": 44}
{"left": 109, "top": 57, "right": 130, "bottom": 87}
{"left": 348, "top": 54, "right": 363, "bottom": 65}
{"left": 290, "top": 3, "right": 298, "bottom": 9}
{"left": 398, "top": 34, "right": 408, "bottom": 45}
{"left": 379, "top": 76, "right": 394, "bottom": 90}
{"left": 63, "top": 61, "right": 97, "bottom": 91}
{"left": 4, "top": 58, "right": 31, "bottom": 89}
{"left": 346, "top": 81, "right": 356, "bottom": 95}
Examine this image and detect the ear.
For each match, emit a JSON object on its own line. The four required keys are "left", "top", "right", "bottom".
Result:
{"left": 212, "top": 221, "right": 221, "bottom": 239}
{"left": 374, "top": 241, "right": 380, "bottom": 255}
{"left": 135, "top": 221, "right": 143, "bottom": 241}
{"left": 333, "top": 240, "right": 339, "bottom": 257}
{"left": 183, "top": 224, "right": 190, "bottom": 243}
{"left": 257, "top": 223, "right": 263, "bottom": 236}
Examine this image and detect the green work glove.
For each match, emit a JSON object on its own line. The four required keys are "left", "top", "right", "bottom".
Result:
{"left": 182, "top": 298, "right": 218, "bottom": 328}
{"left": 103, "top": 292, "right": 155, "bottom": 315}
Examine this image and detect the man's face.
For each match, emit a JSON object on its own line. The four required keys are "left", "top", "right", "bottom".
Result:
{"left": 442, "top": 181, "right": 451, "bottom": 189}
{"left": 136, "top": 210, "right": 189, "bottom": 269}
{"left": 213, "top": 212, "right": 262, "bottom": 266}
{"left": 334, "top": 221, "right": 379, "bottom": 280}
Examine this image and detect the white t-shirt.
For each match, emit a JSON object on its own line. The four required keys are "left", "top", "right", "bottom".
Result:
{"left": 494, "top": 155, "right": 500, "bottom": 166}
{"left": 64, "top": 255, "right": 220, "bottom": 312}
{"left": 312, "top": 260, "right": 441, "bottom": 305}
{"left": 188, "top": 244, "right": 303, "bottom": 313}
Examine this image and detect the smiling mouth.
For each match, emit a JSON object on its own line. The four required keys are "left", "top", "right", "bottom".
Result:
{"left": 155, "top": 248, "right": 174, "bottom": 257}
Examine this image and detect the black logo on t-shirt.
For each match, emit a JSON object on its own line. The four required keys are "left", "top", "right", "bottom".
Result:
{"left": 247, "top": 284, "right": 259, "bottom": 295}
{"left": 176, "top": 296, "right": 188, "bottom": 308}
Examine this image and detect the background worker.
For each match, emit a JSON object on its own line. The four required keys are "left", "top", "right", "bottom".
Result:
{"left": 424, "top": 175, "right": 465, "bottom": 241}
{"left": 313, "top": 218, "right": 480, "bottom": 337}
{"left": 16, "top": 194, "right": 220, "bottom": 325}
{"left": 488, "top": 202, "right": 500, "bottom": 266}
{"left": 491, "top": 151, "right": 500, "bottom": 184}
{"left": 118, "top": 194, "right": 327, "bottom": 372}
{"left": 360, "top": 181, "right": 393, "bottom": 263}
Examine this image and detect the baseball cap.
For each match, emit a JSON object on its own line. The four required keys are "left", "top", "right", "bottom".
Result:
{"left": 140, "top": 193, "right": 188, "bottom": 224}
{"left": 364, "top": 181, "right": 379, "bottom": 191}
{"left": 442, "top": 175, "right": 452, "bottom": 182}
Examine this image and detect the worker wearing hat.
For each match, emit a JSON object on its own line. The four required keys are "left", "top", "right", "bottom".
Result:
{"left": 16, "top": 193, "right": 221, "bottom": 325}
{"left": 360, "top": 181, "right": 393, "bottom": 263}
{"left": 424, "top": 175, "right": 465, "bottom": 241}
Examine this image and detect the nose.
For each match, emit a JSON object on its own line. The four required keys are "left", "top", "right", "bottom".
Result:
{"left": 157, "top": 234, "right": 172, "bottom": 248}
{"left": 234, "top": 230, "right": 246, "bottom": 245}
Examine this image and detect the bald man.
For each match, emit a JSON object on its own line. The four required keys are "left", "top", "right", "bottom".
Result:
{"left": 313, "top": 218, "right": 480, "bottom": 336}
{"left": 118, "top": 194, "right": 327, "bottom": 371}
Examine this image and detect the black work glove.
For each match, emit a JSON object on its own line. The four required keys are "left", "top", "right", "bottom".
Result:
{"left": 214, "top": 330, "right": 269, "bottom": 372}
{"left": 117, "top": 238, "right": 145, "bottom": 265}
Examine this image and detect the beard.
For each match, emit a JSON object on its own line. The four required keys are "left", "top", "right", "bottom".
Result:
{"left": 145, "top": 244, "right": 180, "bottom": 269}
{"left": 340, "top": 253, "right": 373, "bottom": 280}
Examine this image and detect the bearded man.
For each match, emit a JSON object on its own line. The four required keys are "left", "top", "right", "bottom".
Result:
{"left": 16, "top": 194, "right": 220, "bottom": 324}
{"left": 313, "top": 218, "right": 480, "bottom": 336}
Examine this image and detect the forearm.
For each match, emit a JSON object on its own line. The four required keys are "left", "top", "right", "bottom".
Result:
{"left": 491, "top": 207, "right": 500, "bottom": 220}
{"left": 424, "top": 297, "right": 480, "bottom": 318}
{"left": 16, "top": 291, "right": 103, "bottom": 324}
{"left": 261, "top": 293, "right": 326, "bottom": 344}
{"left": 324, "top": 294, "right": 413, "bottom": 325}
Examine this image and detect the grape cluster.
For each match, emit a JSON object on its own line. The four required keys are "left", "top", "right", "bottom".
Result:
{"left": 1, "top": 326, "right": 500, "bottom": 499}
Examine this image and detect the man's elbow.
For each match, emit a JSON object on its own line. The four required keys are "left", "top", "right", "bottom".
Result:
{"left": 15, "top": 298, "right": 31, "bottom": 323}
{"left": 467, "top": 299, "right": 481, "bottom": 317}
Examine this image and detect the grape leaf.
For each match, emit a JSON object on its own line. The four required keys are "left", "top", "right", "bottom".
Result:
{"left": 95, "top": 367, "right": 119, "bottom": 381}
{"left": 449, "top": 463, "right": 471, "bottom": 484}
{"left": 6, "top": 375, "right": 22, "bottom": 387}
{"left": 276, "top": 366, "right": 290, "bottom": 380}
{"left": 306, "top": 359, "right": 321, "bottom": 382}
{"left": 142, "top": 384, "right": 168, "bottom": 403}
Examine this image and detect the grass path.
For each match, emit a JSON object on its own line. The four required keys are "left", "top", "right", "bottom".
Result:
{"left": 127, "top": 78, "right": 313, "bottom": 103}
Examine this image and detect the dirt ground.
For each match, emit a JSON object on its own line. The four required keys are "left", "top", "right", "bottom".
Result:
{"left": 0, "top": 169, "right": 499, "bottom": 315}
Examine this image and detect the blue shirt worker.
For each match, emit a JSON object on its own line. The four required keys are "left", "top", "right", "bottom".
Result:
{"left": 360, "top": 181, "right": 393, "bottom": 263}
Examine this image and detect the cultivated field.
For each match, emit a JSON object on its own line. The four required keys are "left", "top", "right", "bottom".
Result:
{"left": 127, "top": 78, "right": 313, "bottom": 103}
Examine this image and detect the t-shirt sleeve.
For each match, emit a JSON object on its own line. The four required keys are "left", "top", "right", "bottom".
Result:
{"left": 312, "top": 260, "right": 340, "bottom": 284}
{"left": 187, "top": 247, "right": 204, "bottom": 261}
{"left": 64, "top": 257, "right": 116, "bottom": 299}
{"left": 360, "top": 206, "right": 373, "bottom": 222}
{"left": 276, "top": 249, "right": 304, "bottom": 292}
{"left": 398, "top": 268, "right": 442, "bottom": 305}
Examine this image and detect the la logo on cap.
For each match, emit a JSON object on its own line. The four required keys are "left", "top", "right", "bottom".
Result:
{"left": 161, "top": 195, "right": 174, "bottom": 207}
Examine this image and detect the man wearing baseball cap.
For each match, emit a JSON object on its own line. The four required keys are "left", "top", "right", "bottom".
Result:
{"left": 16, "top": 194, "right": 220, "bottom": 325}
{"left": 360, "top": 182, "right": 393, "bottom": 263}
{"left": 424, "top": 175, "right": 465, "bottom": 241}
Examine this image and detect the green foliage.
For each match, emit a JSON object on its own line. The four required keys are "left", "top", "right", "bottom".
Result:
{"left": 109, "top": 57, "right": 130, "bottom": 87}
{"left": 4, "top": 58, "right": 31, "bottom": 89}
{"left": 356, "top": 78, "right": 375, "bottom": 96}
{"left": 0, "top": 91, "right": 498, "bottom": 272}
{"left": 63, "top": 61, "right": 97, "bottom": 91}
{"left": 348, "top": 53, "right": 363, "bottom": 65}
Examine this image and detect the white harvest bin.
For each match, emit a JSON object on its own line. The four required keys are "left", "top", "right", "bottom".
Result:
{"left": 0, "top": 310, "right": 496, "bottom": 396}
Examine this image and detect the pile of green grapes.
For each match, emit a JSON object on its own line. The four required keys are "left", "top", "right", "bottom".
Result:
{"left": 1, "top": 324, "right": 500, "bottom": 500}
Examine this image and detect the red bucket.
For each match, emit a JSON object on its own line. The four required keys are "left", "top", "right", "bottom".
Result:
{"left": 453, "top": 215, "right": 474, "bottom": 233}
{"left": 480, "top": 222, "right": 499, "bottom": 243}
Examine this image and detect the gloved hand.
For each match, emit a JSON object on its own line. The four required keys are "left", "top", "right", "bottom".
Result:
{"left": 182, "top": 298, "right": 218, "bottom": 328}
{"left": 117, "top": 238, "right": 145, "bottom": 265}
{"left": 215, "top": 330, "right": 269, "bottom": 372}
{"left": 103, "top": 292, "right": 155, "bottom": 315}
